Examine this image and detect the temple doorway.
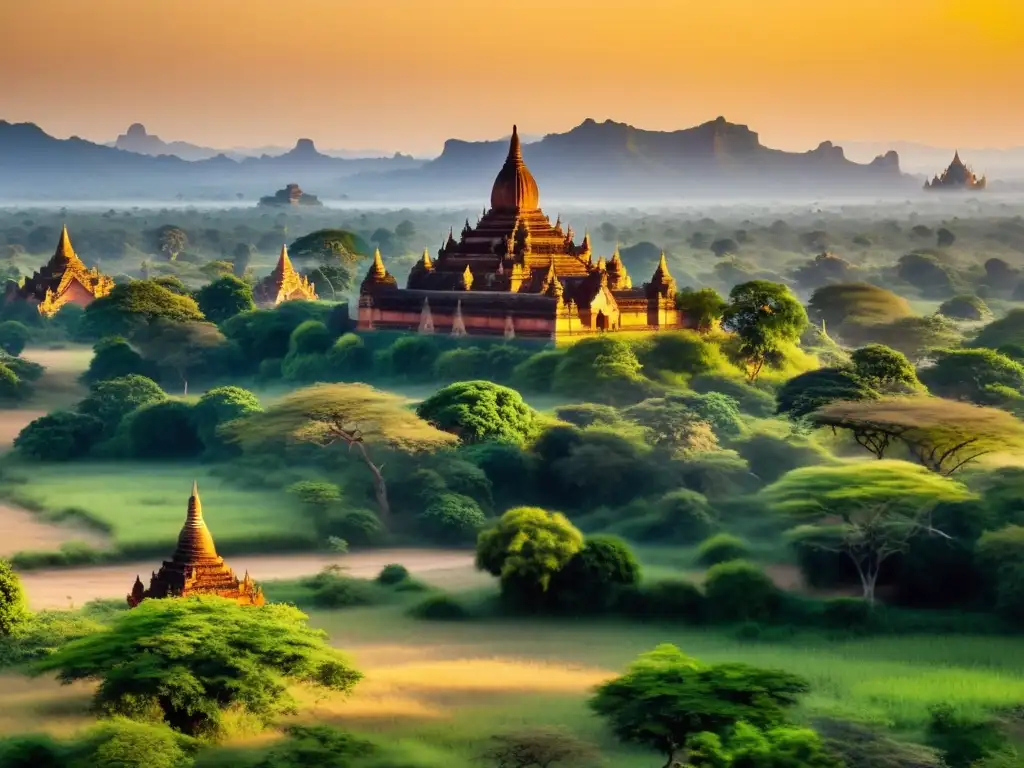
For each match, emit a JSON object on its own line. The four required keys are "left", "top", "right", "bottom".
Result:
{"left": 596, "top": 311, "right": 608, "bottom": 331}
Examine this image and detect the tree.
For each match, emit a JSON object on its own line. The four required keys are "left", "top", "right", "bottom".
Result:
{"left": 792, "top": 252, "right": 858, "bottom": 290}
{"left": 225, "top": 383, "right": 456, "bottom": 525}
{"left": 589, "top": 644, "right": 810, "bottom": 768}
{"left": 132, "top": 320, "right": 226, "bottom": 395}
{"left": 476, "top": 507, "right": 584, "bottom": 604}
{"left": 0, "top": 321, "right": 28, "bottom": 356}
{"left": 811, "top": 397, "right": 1024, "bottom": 474}
{"left": 152, "top": 225, "right": 188, "bottom": 260}
{"left": 552, "top": 336, "right": 649, "bottom": 404}
{"left": 897, "top": 252, "right": 959, "bottom": 298}
{"left": 710, "top": 238, "right": 739, "bottom": 258}
{"left": 81, "top": 281, "right": 205, "bottom": 340}
{"left": 151, "top": 275, "right": 190, "bottom": 296}
{"left": 938, "top": 295, "right": 988, "bottom": 321}
{"left": 78, "top": 374, "right": 167, "bottom": 437}
{"left": 78, "top": 718, "right": 196, "bottom": 768}
{"left": 194, "top": 275, "right": 255, "bottom": 324}
{"left": 125, "top": 400, "right": 202, "bottom": 458}
{"left": 972, "top": 309, "right": 1024, "bottom": 350}
{"left": 231, "top": 242, "right": 256, "bottom": 278}
{"left": 82, "top": 337, "right": 159, "bottom": 385}
{"left": 419, "top": 493, "right": 486, "bottom": 544}
{"left": 33, "top": 597, "right": 361, "bottom": 738}
{"left": 624, "top": 397, "right": 719, "bottom": 455}
{"left": 675, "top": 288, "right": 727, "bottom": 333}
{"left": 288, "top": 320, "right": 333, "bottom": 355}
{"left": 776, "top": 367, "right": 878, "bottom": 421}
{"left": 765, "top": 460, "right": 973, "bottom": 604}
{"left": 806, "top": 283, "right": 912, "bottom": 341}
{"left": 863, "top": 315, "right": 961, "bottom": 362}
{"left": 394, "top": 220, "right": 416, "bottom": 240}
{"left": 288, "top": 229, "right": 369, "bottom": 293}
{"left": 936, "top": 227, "right": 957, "bottom": 248}
{"left": 13, "top": 410, "right": 105, "bottom": 461}
{"left": 918, "top": 349, "right": 1024, "bottom": 406}
{"left": 191, "top": 386, "right": 262, "bottom": 455}
{"left": 549, "top": 535, "right": 641, "bottom": 612}
{"left": 416, "top": 380, "right": 538, "bottom": 445}
{"left": 721, "top": 281, "right": 808, "bottom": 381}
{"left": 481, "top": 727, "right": 602, "bottom": 768}
{"left": 850, "top": 344, "right": 919, "bottom": 390}
{"left": 0, "top": 558, "right": 28, "bottom": 636}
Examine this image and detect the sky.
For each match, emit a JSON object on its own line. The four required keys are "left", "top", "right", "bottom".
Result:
{"left": 1, "top": 0, "right": 1022, "bottom": 156}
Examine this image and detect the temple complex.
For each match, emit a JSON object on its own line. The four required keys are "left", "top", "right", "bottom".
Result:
{"left": 252, "top": 244, "right": 318, "bottom": 306}
{"left": 924, "top": 151, "right": 986, "bottom": 191}
{"left": 5, "top": 226, "right": 115, "bottom": 317}
{"left": 127, "top": 481, "right": 265, "bottom": 608}
{"left": 258, "top": 183, "right": 322, "bottom": 207}
{"left": 357, "top": 126, "right": 683, "bottom": 339}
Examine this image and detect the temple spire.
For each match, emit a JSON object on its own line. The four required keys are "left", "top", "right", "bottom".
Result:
{"left": 370, "top": 248, "right": 386, "bottom": 278}
{"left": 172, "top": 480, "right": 220, "bottom": 564}
{"left": 420, "top": 248, "right": 433, "bottom": 269}
{"left": 509, "top": 124, "right": 522, "bottom": 160}
{"left": 276, "top": 244, "right": 296, "bottom": 276}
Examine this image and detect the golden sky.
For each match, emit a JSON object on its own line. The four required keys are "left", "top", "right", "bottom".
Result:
{"left": 0, "top": 0, "right": 1021, "bottom": 155}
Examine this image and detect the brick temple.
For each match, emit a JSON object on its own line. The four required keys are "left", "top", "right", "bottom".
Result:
{"left": 253, "top": 244, "right": 318, "bottom": 307}
{"left": 924, "top": 151, "right": 986, "bottom": 191}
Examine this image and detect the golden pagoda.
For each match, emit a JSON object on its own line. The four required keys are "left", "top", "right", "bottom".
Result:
{"left": 357, "top": 125, "right": 683, "bottom": 338}
{"left": 924, "top": 151, "right": 986, "bottom": 191}
{"left": 127, "top": 481, "right": 265, "bottom": 608}
{"left": 5, "top": 225, "right": 115, "bottom": 317}
{"left": 252, "top": 244, "right": 318, "bottom": 307}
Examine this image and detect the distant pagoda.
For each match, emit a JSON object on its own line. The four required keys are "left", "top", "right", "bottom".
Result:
{"left": 258, "top": 183, "right": 322, "bottom": 207}
{"left": 127, "top": 481, "right": 265, "bottom": 608}
{"left": 252, "top": 244, "right": 318, "bottom": 307}
{"left": 924, "top": 151, "right": 986, "bottom": 191}
{"left": 5, "top": 225, "right": 115, "bottom": 317}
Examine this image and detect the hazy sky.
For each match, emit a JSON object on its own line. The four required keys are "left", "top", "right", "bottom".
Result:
{"left": 1, "top": 0, "right": 1022, "bottom": 155}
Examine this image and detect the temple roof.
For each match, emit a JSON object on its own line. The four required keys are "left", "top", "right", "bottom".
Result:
{"left": 52, "top": 225, "right": 86, "bottom": 271}
{"left": 254, "top": 244, "right": 318, "bottom": 304}
{"left": 491, "top": 125, "right": 540, "bottom": 211}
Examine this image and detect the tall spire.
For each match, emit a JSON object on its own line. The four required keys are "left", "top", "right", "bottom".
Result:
{"left": 370, "top": 248, "right": 386, "bottom": 278}
{"left": 275, "top": 244, "right": 297, "bottom": 278}
{"left": 51, "top": 224, "right": 85, "bottom": 269}
{"left": 172, "top": 481, "right": 220, "bottom": 565}
{"left": 509, "top": 124, "right": 522, "bottom": 160}
{"left": 490, "top": 123, "right": 539, "bottom": 211}
{"left": 420, "top": 248, "right": 433, "bottom": 269}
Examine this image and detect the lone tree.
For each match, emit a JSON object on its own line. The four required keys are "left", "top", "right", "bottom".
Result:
{"left": 226, "top": 383, "right": 456, "bottom": 525}
{"left": 152, "top": 225, "right": 188, "bottom": 261}
{"left": 32, "top": 597, "right": 361, "bottom": 739}
{"left": 589, "top": 644, "right": 809, "bottom": 768}
{"left": 765, "top": 460, "right": 973, "bottom": 605}
{"left": 722, "top": 280, "right": 807, "bottom": 382}
{"left": 415, "top": 380, "right": 538, "bottom": 445}
{"left": 811, "top": 397, "right": 1024, "bottom": 475}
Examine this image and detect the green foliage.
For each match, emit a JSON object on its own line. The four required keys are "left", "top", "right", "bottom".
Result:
{"left": 589, "top": 644, "right": 809, "bottom": 766}
{"left": 975, "top": 525, "right": 1024, "bottom": 622}
{"left": 897, "top": 252, "right": 960, "bottom": 298}
{"left": 0, "top": 733, "right": 68, "bottom": 768}
{"left": 418, "top": 492, "right": 486, "bottom": 544}
{"left": 221, "top": 302, "right": 331, "bottom": 371}
{"left": 697, "top": 533, "right": 751, "bottom": 566}
{"left": 289, "top": 320, "right": 333, "bottom": 355}
{"left": 688, "top": 722, "right": 842, "bottom": 768}
{"left": 851, "top": 344, "right": 919, "bottom": 390}
{"left": 416, "top": 380, "right": 537, "bottom": 445}
{"left": 0, "top": 321, "right": 28, "bottom": 355}
{"left": 554, "top": 336, "right": 650, "bottom": 404}
{"left": 674, "top": 391, "right": 744, "bottom": 439}
{"left": 249, "top": 724, "right": 374, "bottom": 768}
{"left": 939, "top": 295, "right": 990, "bottom": 322}
{"left": 0, "top": 609, "right": 105, "bottom": 668}
{"left": 82, "top": 337, "right": 158, "bottom": 385}
{"left": 80, "top": 280, "right": 205, "bottom": 339}
{"left": 619, "top": 578, "right": 706, "bottom": 621}
{"left": 383, "top": 335, "right": 441, "bottom": 380}
{"left": 330, "top": 509, "right": 385, "bottom": 546}
{"left": 690, "top": 374, "right": 776, "bottom": 416}
{"left": 191, "top": 385, "right": 262, "bottom": 455}
{"left": 554, "top": 403, "right": 624, "bottom": 429}
{"left": 721, "top": 281, "right": 808, "bottom": 381}
{"left": 925, "top": 704, "right": 1008, "bottom": 768}
{"left": 408, "top": 593, "right": 470, "bottom": 621}
{"left": 549, "top": 535, "right": 641, "bottom": 613}
{"left": 0, "top": 364, "right": 25, "bottom": 401}
{"left": 288, "top": 229, "right": 369, "bottom": 292}
{"left": 919, "top": 349, "right": 1024, "bottom": 406}
{"left": 512, "top": 349, "right": 564, "bottom": 393}
{"left": 376, "top": 564, "right": 411, "bottom": 586}
{"left": 78, "top": 374, "right": 167, "bottom": 437}
{"left": 476, "top": 507, "right": 584, "bottom": 604}
{"left": 194, "top": 274, "right": 255, "bottom": 324}
{"left": 301, "top": 567, "right": 387, "bottom": 609}
{"left": 806, "top": 282, "right": 912, "bottom": 340}
{"left": 863, "top": 315, "right": 962, "bottom": 362}
{"left": 624, "top": 397, "right": 719, "bottom": 456}
{"left": 13, "top": 411, "right": 104, "bottom": 461}
{"left": 704, "top": 560, "right": 782, "bottom": 622}
{"left": 972, "top": 309, "right": 1024, "bottom": 350}
{"left": 775, "top": 366, "right": 878, "bottom": 420}
{"left": 78, "top": 718, "right": 196, "bottom": 768}
{"left": 124, "top": 399, "right": 202, "bottom": 459}
{"left": 611, "top": 489, "right": 717, "bottom": 544}
{"left": 325, "top": 333, "right": 372, "bottom": 379}
{"left": 33, "top": 597, "right": 362, "bottom": 737}
{"left": 639, "top": 330, "right": 729, "bottom": 377}
{"left": 733, "top": 432, "right": 831, "bottom": 485}
{"left": 676, "top": 287, "right": 728, "bottom": 332}
{"left": 0, "top": 559, "right": 28, "bottom": 637}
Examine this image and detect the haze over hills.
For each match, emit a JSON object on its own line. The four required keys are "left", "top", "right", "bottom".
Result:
{"left": 839, "top": 140, "right": 1024, "bottom": 178}
{"left": 0, "top": 116, "right": 918, "bottom": 203}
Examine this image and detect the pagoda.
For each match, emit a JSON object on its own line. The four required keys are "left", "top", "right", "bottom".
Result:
{"left": 357, "top": 126, "right": 683, "bottom": 338}
{"left": 252, "top": 244, "right": 318, "bottom": 307}
{"left": 924, "top": 151, "right": 986, "bottom": 191}
{"left": 127, "top": 481, "right": 265, "bottom": 608}
{"left": 5, "top": 226, "right": 115, "bottom": 317}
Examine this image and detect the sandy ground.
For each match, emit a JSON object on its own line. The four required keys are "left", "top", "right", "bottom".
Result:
{"left": 0, "top": 503, "right": 108, "bottom": 558}
{"left": 19, "top": 549, "right": 481, "bottom": 610}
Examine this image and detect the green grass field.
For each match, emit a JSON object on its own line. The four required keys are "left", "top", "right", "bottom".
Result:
{"left": 0, "top": 462, "right": 315, "bottom": 556}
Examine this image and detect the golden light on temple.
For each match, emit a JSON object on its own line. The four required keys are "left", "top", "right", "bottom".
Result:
{"left": 253, "top": 244, "right": 318, "bottom": 307}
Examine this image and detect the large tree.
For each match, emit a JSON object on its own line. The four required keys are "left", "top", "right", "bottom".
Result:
{"left": 33, "top": 597, "right": 361, "bottom": 738}
{"left": 589, "top": 644, "right": 809, "bottom": 768}
{"left": 288, "top": 229, "right": 370, "bottom": 293}
{"left": 811, "top": 397, "right": 1024, "bottom": 474}
{"left": 721, "top": 281, "right": 808, "bottom": 382}
{"left": 776, "top": 367, "right": 879, "bottom": 421}
{"left": 194, "top": 275, "right": 255, "bottom": 325}
{"left": 78, "top": 374, "right": 167, "bottom": 437}
{"left": 765, "top": 460, "right": 973, "bottom": 604}
{"left": 131, "top": 320, "right": 226, "bottom": 395}
{"left": 225, "top": 383, "right": 456, "bottom": 524}
{"left": 80, "top": 281, "right": 205, "bottom": 340}
{"left": 151, "top": 225, "right": 188, "bottom": 261}
{"left": 416, "top": 380, "right": 538, "bottom": 445}
{"left": 918, "top": 348, "right": 1024, "bottom": 407}
{"left": 676, "top": 287, "right": 727, "bottom": 332}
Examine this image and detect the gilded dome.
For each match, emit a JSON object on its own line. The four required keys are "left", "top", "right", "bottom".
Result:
{"left": 490, "top": 125, "right": 540, "bottom": 211}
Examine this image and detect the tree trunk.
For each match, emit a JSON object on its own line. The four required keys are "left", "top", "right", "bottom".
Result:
{"left": 182, "top": 378, "right": 188, "bottom": 397}
{"left": 352, "top": 441, "right": 391, "bottom": 526}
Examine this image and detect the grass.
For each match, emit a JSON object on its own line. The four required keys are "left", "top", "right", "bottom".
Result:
{"left": 0, "top": 462, "right": 317, "bottom": 559}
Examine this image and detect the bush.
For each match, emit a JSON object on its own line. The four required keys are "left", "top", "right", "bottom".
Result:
{"left": 124, "top": 400, "right": 202, "bottom": 459}
{"left": 703, "top": 560, "right": 781, "bottom": 623}
{"left": 975, "top": 525, "right": 1024, "bottom": 622}
{"left": 820, "top": 597, "right": 873, "bottom": 631}
{"left": 78, "top": 717, "right": 195, "bottom": 768}
{"left": 288, "top": 320, "right": 333, "bottom": 355}
{"left": 13, "top": 411, "right": 104, "bottom": 461}
{"left": 512, "top": 349, "right": 564, "bottom": 392}
{"left": 734, "top": 433, "right": 831, "bottom": 485}
{"left": 0, "top": 734, "right": 68, "bottom": 768}
{"left": 925, "top": 704, "right": 1008, "bottom": 768}
{"left": 938, "top": 294, "right": 990, "bottom": 322}
{"left": 418, "top": 493, "right": 487, "bottom": 544}
{"left": 376, "top": 564, "right": 411, "bottom": 586}
{"left": 416, "top": 380, "right": 537, "bottom": 445}
{"left": 384, "top": 335, "right": 441, "bottom": 380}
{"left": 408, "top": 593, "right": 470, "bottom": 621}
{"left": 303, "top": 567, "right": 386, "bottom": 608}
{"left": 554, "top": 403, "right": 624, "bottom": 429}
{"left": 696, "top": 533, "right": 751, "bottom": 566}
{"left": 191, "top": 385, "right": 261, "bottom": 455}
{"left": 251, "top": 725, "right": 374, "bottom": 768}
{"left": 325, "top": 333, "right": 372, "bottom": 379}
{"left": 0, "top": 321, "right": 28, "bottom": 356}
{"left": 617, "top": 578, "right": 705, "bottom": 621}
{"left": 690, "top": 374, "right": 775, "bottom": 416}
{"left": 611, "top": 489, "right": 717, "bottom": 544}
{"left": 82, "top": 337, "right": 158, "bottom": 384}
{"left": 549, "top": 535, "right": 641, "bottom": 613}
{"left": 78, "top": 374, "right": 167, "bottom": 437}
{"left": 0, "top": 559, "right": 29, "bottom": 637}
{"left": 330, "top": 509, "right": 384, "bottom": 546}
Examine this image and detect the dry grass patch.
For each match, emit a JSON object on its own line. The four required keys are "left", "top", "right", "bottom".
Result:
{"left": 367, "top": 658, "right": 610, "bottom": 694}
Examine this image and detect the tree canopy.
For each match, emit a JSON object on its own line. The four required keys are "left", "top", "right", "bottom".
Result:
{"left": 776, "top": 367, "right": 879, "bottom": 421}
{"left": 0, "top": 558, "right": 28, "bottom": 636}
{"left": 918, "top": 349, "right": 1024, "bottom": 407}
{"left": 80, "top": 281, "right": 206, "bottom": 339}
{"left": 721, "top": 281, "right": 808, "bottom": 381}
{"left": 78, "top": 374, "right": 167, "bottom": 436}
{"left": 194, "top": 275, "right": 255, "bottom": 324}
{"left": 806, "top": 283, "right": 912, "bottom": 339}
{"left": 971, "top": 309, "right": 1024, "bottom": 351}
{"left": 416, "top": 380, "right": 538, "bottom": 445}
{"left": 676, "top": 287, "right": 727, "bottom": 332}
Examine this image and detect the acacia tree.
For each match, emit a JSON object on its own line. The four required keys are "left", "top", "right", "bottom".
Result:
{"left": 764, "top": 461, "right": 973, "bottom": 604}
{"left": 721, "top": 281, "right": 808, "bottom": 382}
{"left": 811, "top": 397, "right": 1024, "bottom": 474}
{"left": 226, "top": 383, "right": 456, "bottom": 525}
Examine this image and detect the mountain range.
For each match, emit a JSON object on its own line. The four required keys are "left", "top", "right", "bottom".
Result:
{"left": 0, "top": 116, "right": 917, "bottom": 202}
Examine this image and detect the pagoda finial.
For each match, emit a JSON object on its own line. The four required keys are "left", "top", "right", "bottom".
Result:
{"left": 420, "top": 248, "right": 433, "bottom": 269}
{"left": 171, "top": 479, "right": 220, "bottom": 565}
{"left": 509, "top": 124, "right": 522, "bottom": 159}
{"left": 370, "top": 248, "right": 386, "bottom": 277}
{"left": 190, "top": 480, "right": 201, "bottom": 517}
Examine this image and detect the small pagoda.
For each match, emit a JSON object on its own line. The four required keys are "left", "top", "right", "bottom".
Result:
{"left": 252, "top": 244, "right": 318, "bottom": 307}
{"left": 924, "top": 151, "right": 986, "bottom": 191}
{"left": 5, "top": 226, "right": 115, "bottom": 317}
{"left": 258, "top": 183, "right": 322, "bottom": 207}
{"left": 127, "top": 481, "right": 265, "bottom": 608}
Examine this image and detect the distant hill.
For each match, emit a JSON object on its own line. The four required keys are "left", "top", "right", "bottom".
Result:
{"left": 0, "top": 116, "right": 913, "bottom": 201}
{"left": 114, "top": 123, "right": 224, "bottom": 161}
{"left": 839, "top": 140, "right": 1024, "bottom": 178}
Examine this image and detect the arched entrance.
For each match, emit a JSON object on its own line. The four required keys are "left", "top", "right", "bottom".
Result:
{"left": 596, "top": 311, "right": 608, "bottom": 331}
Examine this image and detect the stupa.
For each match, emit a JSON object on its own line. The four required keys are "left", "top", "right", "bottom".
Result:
{"left": 252, "top": 244, "right": 318, "bottom": 307}
{"left": 357, "top": 125, "right": 683, "bottom": 338}
{"left": 127, "top": 481, "right": 265, "bottom": 607}
{"left": 5, "top": 226, "right": 115, "bottom": 317}
{"left": 924, "top": 151, "right": 986, "bottom": 191}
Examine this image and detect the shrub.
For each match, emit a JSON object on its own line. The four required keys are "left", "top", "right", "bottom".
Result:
{"left": 690, "top": 374, "right": 775, "bottom": 416}
{"left": 331, "top": 509, "right": 384, "bottom": 546}
{"left": 376, "top": 564, "right": 411, "bottom": 586}
{"left": 549, "top": 535, "right": 641, "bottom": 613}
{"left": 191, "top": 385, "right": 261, "bottom": 455}
{"left": 408, "top": 593, "right": 470, "bottom": 621}
{"left": 124, "top": 400, "right": 202, "bottom": 459}
{"left": 554, "top": 403, "right": 624, "bottom": 428}
{"left": 78, "top": 374, "right": 167, "bottom": 437}
{"left": 925, "top": 704, "right": 1008, "bottom": 768}
{"left": 288, "top": 320, "right": 333, "bottom": 355}
{"left": 303, "top": 568, "right": 385, "bottom": 608}
{"left": 385, "top": 336, "right": 440, "bottom": 379}
{"left": 616, "top": 578, "right": 705, "bottom": 621}
{"left": 512, "top": 349, "right": 564, "bottom": 392}
{"left": 13, "top": 411, "right": 104, "bottom": 461}
{"left": 82, "top": 336, "right": 158, "bottom": 384}
{"left": 734, "top": 432, "right": 831, "bottom": 485}
{"left": 703, "top": 560, "right": 781, "bottom": 623}
{"left": 418, "top": 493, "right": 487, "bottom": 544}
{"left": 675, "top": 391, "right": 743, "bottom": 438}
{"left": 820, "top": 597, "right": 873, "bottom": 630}
{"left": 325, "top": 333, "right": 372, "bottom": 378}
{"left": 0, "top": 559, "right": 29, "bottom": 637}
{"left": 696, "top": 533, "right": 750, "bottom": 566}
{"left": 416, "top": 380, "right": 538, "bottom": 445}
{"left": 612, "top": 489, "right": 717, "bottom": 544}
{"left": 436, "top": 459, "right": 494, "bottom": 510}
{"left": 975, "top": 525, "right": 1024, "bottom": 622}
{"left": 78, "top": 717, "right": 195, "bottom": 768}
{"left": 0, "top": 734, "right": 68, "bottom": 768}
{"left": 938, "top": 294, "right": 990, "bottom": 322}
{"left": 0, "top": 321, "right": 28, "bottom": 356}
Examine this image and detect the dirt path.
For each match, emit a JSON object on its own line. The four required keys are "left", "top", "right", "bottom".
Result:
{"left": 19, "top": 549, "right": 481, "bottom": 610}
{"left": 0, "top": 503, "right": 108, "bottom": 558}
